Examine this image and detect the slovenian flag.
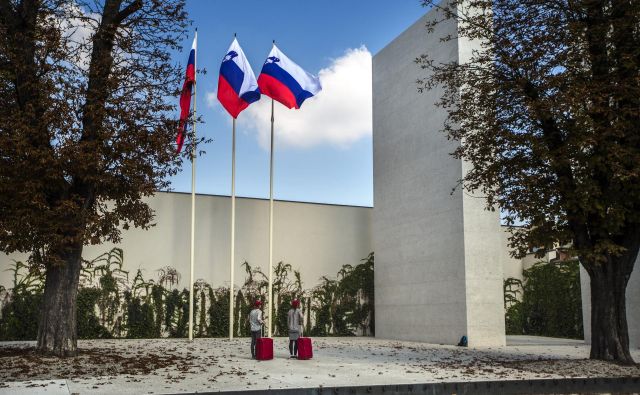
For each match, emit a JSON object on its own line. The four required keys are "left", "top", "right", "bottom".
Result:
{"left": 217, "top": 38, "right": 261, "bottom": 118}
{"left": 257, "top": 44, "right": 321, "bottom": 109}
{"left": 177, "top": 31, "right": 197, "bottom": 154}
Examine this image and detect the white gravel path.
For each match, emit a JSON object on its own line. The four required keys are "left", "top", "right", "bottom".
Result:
{"left": 1, "top": 336, "right": 638, "bottom": 394}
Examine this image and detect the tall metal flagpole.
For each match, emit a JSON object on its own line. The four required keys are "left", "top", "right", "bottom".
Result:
{"left": 268, "top": 97, "right": 275, "bottom": 338}
{"left": 228, "top": 33, "right": 239, "bottom": 341}
{"left": 228, "top": 32, "right": 239, "bottom": 341}
{"left": 188, "top": 29, "right": 198, "bottom": 342}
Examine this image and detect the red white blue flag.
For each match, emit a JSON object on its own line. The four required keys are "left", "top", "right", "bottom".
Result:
{"left": 217, "top": 38, "right": 261, "bottom": 118}
{"left": 177, "top": 32, "right": 197, "bottom": 154}
{"left": 257, "top": 44, "right": 321, "bottom": 109}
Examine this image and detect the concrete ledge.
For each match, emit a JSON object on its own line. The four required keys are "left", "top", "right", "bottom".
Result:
{"left": 188, "top": 377, "right": 640, "bottom": 395}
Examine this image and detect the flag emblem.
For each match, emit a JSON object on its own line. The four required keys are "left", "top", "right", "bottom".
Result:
{"left": 257, "top": 44, "right": 321, "bottom": 109}
{"left": 217, "top": 38, "right": 261, "bottom": 118}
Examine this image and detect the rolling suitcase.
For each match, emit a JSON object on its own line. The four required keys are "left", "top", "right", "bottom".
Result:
{"left": 297, "top": 337, "right": 313, "bottom": 360}
{"left": 256, "top": 327, "right": 273, "bottom": 360}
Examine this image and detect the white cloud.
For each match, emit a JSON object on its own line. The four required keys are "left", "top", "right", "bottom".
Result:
{"left": 52, "top": 4, "right": 136, "bottom": 71}
{"left": 239, "top": 46, "right": 372, "bottom": 150}
{"left": 206, "top": 91, "right": 218, "bottom": 108}
{"left": 51, "top": 4, "right": 100, "bottom": 70}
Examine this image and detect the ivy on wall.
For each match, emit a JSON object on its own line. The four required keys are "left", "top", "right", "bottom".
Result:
{"left": 310, "top": 252, "right": 374, "bottom": 336}
{"left": 0, "top": 249, "right": 375, "bottom": 340}
{"left": 504, "top": 259, "right": 583, "bottom": 339}
{"left": 0, "top": 261, "right": 43, "bottom": 340}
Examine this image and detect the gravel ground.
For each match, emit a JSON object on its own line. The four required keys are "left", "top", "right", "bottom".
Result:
{"left": 0, "top": 336, "right": 638, "bottom": 394}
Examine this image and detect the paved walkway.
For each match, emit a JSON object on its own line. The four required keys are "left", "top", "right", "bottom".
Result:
{"left": 1, "top": 336, "right": 638, "bottom": 394}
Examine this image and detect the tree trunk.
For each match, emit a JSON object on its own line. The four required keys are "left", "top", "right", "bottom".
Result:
{"left": 36, "top": 243, "right": 84, "bottom": 357}
{"left": 588, "top": 257, "right": 635, "bottom": 365}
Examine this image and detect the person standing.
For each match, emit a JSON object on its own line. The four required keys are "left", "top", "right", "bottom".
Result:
{"left": 287, "top": 299, "right": 304, "bottom": 358}
{"left": 249, "top": 300, "right": 264, "bottom": 359}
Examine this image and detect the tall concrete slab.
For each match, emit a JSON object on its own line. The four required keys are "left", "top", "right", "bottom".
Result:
{"left": 372, "top": 4, "right": 505, "bottom": 347}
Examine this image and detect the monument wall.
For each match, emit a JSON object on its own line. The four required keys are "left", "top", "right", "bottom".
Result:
{"left": 0, "top": 192, "right": 372, "bottom": 292}
{"left": 372, "top": 3, "right": 506, "bottom": 346}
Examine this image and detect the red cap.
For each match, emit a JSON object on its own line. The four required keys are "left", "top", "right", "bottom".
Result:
{"left": 254, "top": 300, "right": 262, "bottom": 307}
{"left": 291, "top": 299, "right": 300, "bottom": 308}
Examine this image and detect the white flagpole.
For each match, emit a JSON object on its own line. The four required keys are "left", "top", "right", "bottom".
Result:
{"left": 229, "top": 118, "right": 236, "bottom": 339}
{"left": 268, "top": 97, "right": 274, "bottom": 338}
{"left": 188, "top": 29, "right": 198, "bottom": 342}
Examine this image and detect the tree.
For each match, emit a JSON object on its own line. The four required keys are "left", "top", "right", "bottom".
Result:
{"left": 0, "top": 0, "right": 192, "bottom": 356}
{"left": 417, "top": 0, "right": 639, "bottom": 363}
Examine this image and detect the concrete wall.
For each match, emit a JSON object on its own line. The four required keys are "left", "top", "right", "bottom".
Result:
{"left": 0, "top": 192, "right": 372, "bottom": 291}
{"left": 461, "top": 160, "right": 507, "bottom": 346}
{"left": 501, "top": 227, "right": 524, "bottom": 282}
{"left": 372, "top": 3, "right": 505, "bottom": 347}
{"left": 581, "top": 261, "right": 640, "bottom": 349}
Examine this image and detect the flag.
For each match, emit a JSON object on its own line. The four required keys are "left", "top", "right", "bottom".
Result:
{"left": 217, "top": 38, "right": 261, "bottom": 118}
{"left": 177, "top": 31, "right": 197, "bottom": 154}
{"left": 257, "top": 44, "right": 321, "bottom": 109}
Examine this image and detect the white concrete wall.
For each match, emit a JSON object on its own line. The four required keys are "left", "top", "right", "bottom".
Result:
{"left": 372, "top": 2, "right": 505, "bottom": 347}
{"left": 501, "top": 227, "right": 524, "bottom": 282}
{"left": 0, "top": 192, "right": 372, "bottom": 291}
{"left": 462, "top": 159, "right": 506, "bottom": 346}
{"left": 628, "top": 264, "right": 640, "bottom": 349}
{"left": 581, "top": 261, "right": 640, "bottom": 350}
{"left": 457, "top": 2, "right": 506, "bottom": 344}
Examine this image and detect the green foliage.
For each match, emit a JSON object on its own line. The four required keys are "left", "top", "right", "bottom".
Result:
{"left": 194, "top": 280, "right": 211, "bottom": 337}
{"left": 505, "top": 302, "right": 525, "bottom": 335}
{"left": 165, "top": 289, "right": 187, "bottom": 337}
{"left": 207, "top": 288, "right": 229, "bottom": 337}
{"left": 276, "top": 292, "right": 294, "bottom": 335}
{"left": 340, "top": 253, "right": 375, "bottom": 335}
{"left": 77, "top": 288, "right": 112, "bottom": 339}
{"left": 311, "top": 276, "right": 337, "bottom": 336}
{"left": 121, "top": 269, "right": 157, "bottom": 339}
{"left": 0, "top": 261, "right": 44, "bottom": 340}
{"left": 311, "top": 252, "right": 375, "bottom": 336}
{"left": 174, "top": 289, "right": 190, "bottom": 338}
{"left": 503, "top": 277, "right": 524, "bottom": 334}
{"left": 151, "top": 284, "right": 164, "bottom": 338}
{"left": 304, "top": 298, "right": 312, "bottom": 334}
{"left": 504, "top": 260, "right": 583, "bottom": 339}
{"left": 7, "top": 260, "right": 45, "bottom": 294}
{"left": 81, "top": 248, "right": 128, "bottom": 336}
{"left": 0, "top": 290, "right": 41, "bottom": 340}
{"left": 0, "top": 248, "right": 376, "bottom": 339}
{"left": 236, "top": 290, "right": 249, "bottom": 337}
{"left": 124, "top": 291, "right": 155, "bottom": 339}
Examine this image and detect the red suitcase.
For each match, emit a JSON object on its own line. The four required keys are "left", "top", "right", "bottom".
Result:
{"left": 297, "top": 337, "right": 313, "bottom": 360}
{"left": 256, "top": 337, "right": 273, "bottom": 360}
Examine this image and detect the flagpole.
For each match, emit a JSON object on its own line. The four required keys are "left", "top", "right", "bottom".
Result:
{"left": 188, "top": 29, "right": 198, "bottom": 343}
{"left": 229, "top": 118, "right": 236, "bottom": 340}
{"left": 267, "top": 96, "right": 275, "bottom": 338}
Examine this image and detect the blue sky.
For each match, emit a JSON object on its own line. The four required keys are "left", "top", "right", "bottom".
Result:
{"left": 170, "top": 1, "right": 427, "bottom": 207}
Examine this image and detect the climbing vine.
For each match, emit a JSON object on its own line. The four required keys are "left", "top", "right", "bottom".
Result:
{"left": 0, "top": 249, "right": 375, "bottom": 339}
{"left": 504, "top": 260, "right": 583, "bottom": 339}
{"left": 0, "top": 261, "right": 44, "bottom": 340}
{"left": 310, "top": 252, "right": 374, "bottom": 336}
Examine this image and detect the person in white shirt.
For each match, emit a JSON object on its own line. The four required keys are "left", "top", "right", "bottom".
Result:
{"left": 248, "top": 300, "right": 264, "bottom": 359}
